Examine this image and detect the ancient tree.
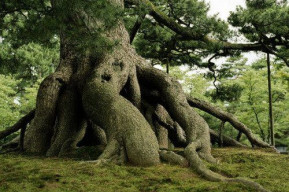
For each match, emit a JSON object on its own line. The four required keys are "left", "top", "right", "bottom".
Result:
{"left": 2, "top": 0, "right": 289, "bottom": 191}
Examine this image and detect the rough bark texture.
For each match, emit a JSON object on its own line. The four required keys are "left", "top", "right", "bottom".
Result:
{"left": 81, "top": 24, "right": 160, "bottom": 165}
{"left": 24, "top": 39, "right": 75, "bottom": 154}
{"left": 137, "top": 64, "right": 216, "bottom": 163}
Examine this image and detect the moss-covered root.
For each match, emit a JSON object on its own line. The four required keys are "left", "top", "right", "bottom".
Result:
{"left": 136, "top": 64, "right": 217, "bottom": 164}
{"left": 80, "top": 139, "right": 124, "bottom": 165}
{"left": 83, "top": 79, "right": 160, "bottom": 167}
{"left": 227, "top": 178, "right": 270, "bottom": 192}
{"left": 159, "top": 150, "right": 188, "bottom": 167}
{"left": 184, "top": 141, "right": 270, "bottom": 192}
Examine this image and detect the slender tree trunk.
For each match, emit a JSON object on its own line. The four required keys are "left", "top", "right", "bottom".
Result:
{"left": 166, "top": 59, "right": 170, "bottom": 74}
{"left": 267, "top": 53, "right": 275, "bottom": 146}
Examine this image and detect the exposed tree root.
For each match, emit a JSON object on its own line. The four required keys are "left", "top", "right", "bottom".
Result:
{"left": 159, "top": 149, "right": 188, "bottom": 167}
{"left": 0, "top": 109, "right": 35, "bottom": 141}
{"left": 152, "top": 104, "right": 246, "bottom": 148}
{"left": 77, "top": 123, "right": 107, "bottom": 147}
{"left": 83, "top": 78, "right": 160, "bottom": 166}
{"left": 1, "top": 136, "right": 20, "bottom": 150}
{"left": 0, "top": 147, "right": 21, "bottom": 154}
{"left": 136, "top": 63, "right": 217, "bottom": 164}
{"left": 46, "top": 85, "right": 86, "bottom": 157}
{"left": 135, "top": 64, "right": 269, "bottom": 190}
{"left": 25, "top": 62, "right": 74, "bottom": 154}
{"left": 184, "top": 141, "right": 269, "bottom": 192}
{"left": 154, "top": 104, "right": 186, "bottom": 147}
{"left": 187, "top": 96, "right": 271, "bottom": 148}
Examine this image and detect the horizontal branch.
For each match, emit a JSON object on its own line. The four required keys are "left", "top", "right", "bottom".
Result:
{"left": 127, "top": 0, "right": 265, "bottom": 51}
{"left": 0, "top": 109, "right": 35, "bottom": 140}
{"left": 186, "top": 96, "right": 271, "bottom": 148}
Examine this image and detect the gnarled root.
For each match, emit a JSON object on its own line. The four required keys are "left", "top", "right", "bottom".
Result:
{"left": 184, "top": 141, "right": 269, "bottom": 192}
{"left": 159, "top": 149, "right": 188, "bottom": 167}
{"left": 210, "top": 129, "right": 247, "bottom": 147}
{"left": 46, "top": 85, "right": 86, "bottom": 157}
{"left": 82, "top": 77, "right": 160, "bottom": 166}
{"left": 24, "top": 58, "right": 74, "bottom": 154}
{"left": 137, "top": 64, "right": 216, "bottom": 163}
{"left": 6, "top": 10, "right": 269, "bottom": 190}
{"left": 136, "top": 63, "right": 269, "bottom": 191}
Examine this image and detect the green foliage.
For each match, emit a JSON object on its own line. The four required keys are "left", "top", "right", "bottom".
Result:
{"left": 0, "top": 75, "right": 39, "bottom": 145}
{"left": 228, "top": 0, "right": 289, "bottom": 62}
{"left": 169, "top": 66, "right": 210, "bottom": 100}
{"left": 229, "top": 0, "right": 289, "bottom": 41}
{"left": 19, "top": 79, "right": 41, "bottom": 114}
{"left": 128, "top": 0, "right": 230, "bottom": 67}
{"left": 210, "top": 83, "right": 244, "bottom": 102}
{"left": 232, "top": 60, "right": 289, "bottom": 144}
{"left": 0, "top": 39, "right": 53, "bottom": 136}
{"left": 0, "top": 42, "right": 59, "bottom": 83}
{"left": 0, "top": 75, "right": 39, "bottom": 131}
{"left": 0, "top": 75, "right": 20, "bottom": 131}
{"left": 0, "top": 0, "right": 123, "bottom": 54}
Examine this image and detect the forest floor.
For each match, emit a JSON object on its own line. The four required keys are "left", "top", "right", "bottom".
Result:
{"left": 0, "top": 148, "right": 288, "bottom": 192}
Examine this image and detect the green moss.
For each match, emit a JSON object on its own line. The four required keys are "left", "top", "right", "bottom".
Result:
{"left": 0, "top": 148, "right": 288, "bottom": 192}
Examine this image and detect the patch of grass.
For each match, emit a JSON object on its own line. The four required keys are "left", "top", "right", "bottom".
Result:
{"left": 0, "top": 148, "right": 288, "bottom": 192}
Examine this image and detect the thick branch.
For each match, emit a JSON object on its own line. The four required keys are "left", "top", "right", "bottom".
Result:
{"left": 187, "top": 96, "right": 271, "bottom": 148}
{"left": 127, "top": 0, "right": 265, "bottom": 51}
{"left": 130, "top": 12, "right": 146, "bottom": 44}
{"left": 0, "top": 110, "right": 35, "bottom": 141}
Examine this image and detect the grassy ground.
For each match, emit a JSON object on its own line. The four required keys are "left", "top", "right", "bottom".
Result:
{"left": 0, "top": 148, "right": 288, "bottom": 192}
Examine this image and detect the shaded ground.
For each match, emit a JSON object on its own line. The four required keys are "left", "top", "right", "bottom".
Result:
{"left": 0, "top": 148, "right": 288, "bottom": 192}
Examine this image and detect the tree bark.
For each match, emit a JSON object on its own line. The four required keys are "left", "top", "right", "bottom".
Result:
{"left": 24, "top": 36, "right": 76, "bottom": 154}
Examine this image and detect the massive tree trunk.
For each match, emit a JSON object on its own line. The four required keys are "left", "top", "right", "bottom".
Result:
{"left": 22, "top": 0, "right": 161, "bottom": 166}
{"left": 1, "top": 0, "right": 269, "bottom": 190}
{"left": 20, "top": 0, "right": 214, "bottom": 166}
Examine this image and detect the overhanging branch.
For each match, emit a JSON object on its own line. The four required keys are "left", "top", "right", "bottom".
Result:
{"left": 126, "top": 0, "right": 265, "bottom": 51}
